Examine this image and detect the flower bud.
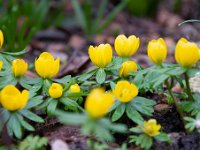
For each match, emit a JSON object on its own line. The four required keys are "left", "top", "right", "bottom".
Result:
{"left": 147, "top": 38, "right": 167, "bottom": 65}
{"left": 0, "top": 60, "right": 3, "bottom": 71}
{"left": 35, "top": 52, "right": 60, "bottom": 78}
{"left": 12, "top": 59, "right": 28, "bottom": 77}
{"left": 49, "top": 83, "right": 63, "bottom": 99}
{"left": 0, "top": 30, "right": 4, "bottom": 48}
{"left": 70, "top": 84, "right": 80, "bottom": 93}
{"left": 0, "top": 85, "right": 29, "bottom": 111}
{"left": 119, "top": 60, "right": 137, "bottom": 77}
{"left": 113, "top": 80, "right": 138, "bottom": 103}
{"left": 85, "top": 88, "right": 114, "bottom": 118}
{"left": 142, "top": 119, "right": 161, "bottom": 136}
{"left": 114, "top": 34, "right": 140, "bottom": 57}
{"left": 175, "top": 38, "right": 199, "bottom": 68}
{"left": 88, "top": 44, "right": 112, "bottom": 68}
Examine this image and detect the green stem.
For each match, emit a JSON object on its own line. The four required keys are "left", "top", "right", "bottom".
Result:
{"left": 165, "top": 79, "right": 187, "bottom": 130}
{"left": 184, "top": 72, "right": 194, "bottom": 101}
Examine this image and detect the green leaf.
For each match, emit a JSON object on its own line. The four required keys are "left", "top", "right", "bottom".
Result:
{"left": 60, "top": 97, "right": 81, "bottom": 111}
{"left": 126, "top": 104, "right": 143, "bottom": 124}
{"left": 25, "top": 96, "right": 43, "bottom": 109}
{"left": 95, "top": 124, "right": 114, "bottom": 141}
{"left": 100, "top": 118, "right": 127, "bottom": 133}
{"left": 37, "top": 98, "right": 53, "bottom": 110}
{"left": 20, "top": 110, "right": 44, "bottom": 123}
{"left": 133, "top": 73, "right": 143, "bottom": 88}
{"left": 15, "top": 113, "right": 34, "bottom": 131}
{"left": 155, "top": 133, "right": 171, "bottom": 143}
{"left": 129, "top": 127, "right": 142, "bottom": 133}
{"left": 135, "top": 134, "right": 152, "bottom": 150}
{"left": 47, "top": 100, "right": 58, "bottom": 116}
{"left": 53, "top": 75, "right": 71, "bottom": 84}
{"left": 78, "top": 69, "right": 97, "bottom": 81}
{"left": 96, "top": 68, "right": 106, "bottom": 84}
{"left": 8, "top": 114, "right": 22, "bottom": 139}
{"left": 132, "top": 97, "right": 155, "bottom": 116}
{"left": 55, "top": 110, "right": 86, "bottom": 125}
{"left": 111, "top": 103, "right": 126, "bottom": 121}
{"left": 0, "top": 50, "right": 26, "bottom": 56}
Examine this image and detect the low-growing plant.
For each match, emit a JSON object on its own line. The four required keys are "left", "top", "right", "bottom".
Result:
{"left": 1, "top": 27, "right": 200, "bottom": 149}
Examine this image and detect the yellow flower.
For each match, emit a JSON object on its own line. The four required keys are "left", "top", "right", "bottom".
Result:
{"left": 175, "top": 38, "right": 199, "bottom": 68}
{"left": 119, "top": 60, "right": 137, "bottom": 77}
{"left": 147, "top": 38, "right": 167, "bottom": 65}
{"left": 12, "top": 59, "right": 28, "bottom": 77}
{"left": 70, "top": 84, "right": 81, "bottom": 93}
{"left": 0, "top": 60, "right": 3, "bottom": 71}
{"left": 85, "top": 88, "right": 114, "bottom": 118}
{"left": 88, "top": 44, "right": 112, "bottom": 68}
{"left": 49, "top": 83, "right": 63, "bottom": 99}
{"left": 0, "top": 85, "right": 29, "bottom": 111}
{"left": 0, "top": 30, "right": 4, "bottom": 48}
{"left": 113, "top": 80, "right": 138, "bottom": 103}
{"left": 114, "top": 34, "right": 140, "bottom": 57}
{"left": 142, "top": 119, "right": 161, "bottom": 137}
{"left": 35, "top": 52, "right": 60, "bottom": 78}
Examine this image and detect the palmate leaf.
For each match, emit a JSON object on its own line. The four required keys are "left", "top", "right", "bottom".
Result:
{"left": 25, "top": 95, "right": 43, "bottom": 109}
{"left": 179, "top": 94, "right": 200, "bottom": 116}
{"left": 111, "top": 103, "right": 126, "bottom": 121}
{"left": 131, "top": 97, "right": 156, "bottom": 116}
{"left": 126, "top": 97, "right": 155, "bottom": 124}
{"left": 131, "top": 134, "right": 152, "bottom": 150}
{"left": 96, "top": 68, "right": 106, "bottom": 84}
{"left": 47, "top": 100, "right": 58, "bottom": 116}
{"left": 7, "top": 113, "right": 22, "bottom": 139}
{"left": 19, "top": 110, "right": 44, "bottom": 123}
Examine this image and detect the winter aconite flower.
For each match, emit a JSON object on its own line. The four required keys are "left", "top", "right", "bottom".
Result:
{"left": 85, "top": 88, "right": 114, "bottom": 118}
{"left": 0, "top": 85, "right": 29, "bottom": 111}
{"left": 142, "top": 119, "right": 161, "bottom": 137}
{"left": 147, "top": 38, "right": 167, "bottom": 65}
{"left": 70, "top": 84, "right": 81, "bottom": 93}
{"left": 0, "top": 30, "right": 4, "bottom": 48}
{"left": 114, "top": 34, "right": 140, "bottom": 57}
{"left": 49, "top": 83, "right": 63, "bottom": 99}
{"left": 88, "top": 44, "right": 112, "bottom": 68}
{"left": 35, "top": 52, "right": 60, "bottom": 78}
{"left": 119, "top": 60, "right": 138, "bottom": 77}
{"left": 175, "top": 38, "right": 199, "bottom": 68}
{"left": 113, "top": 80, "right": 138, "bottom": 103}
{"left": 0, "top": 60, "right": 3, "bottom": 71}
{"left": 12, "top": 59, "right": 28, "bottom": 77}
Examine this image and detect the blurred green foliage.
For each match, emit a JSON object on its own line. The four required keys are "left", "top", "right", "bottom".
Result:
{"left": 71, "top": 0, "right": 129, "bottom": 38}
{"left": 0, "top": 0, "right": 50, "bottom": 52}
{"left": 127, "top": 0, "right": 160, "bottom": 16}
{"left": 0, "top": 0, "right": 66, "bottom": 53}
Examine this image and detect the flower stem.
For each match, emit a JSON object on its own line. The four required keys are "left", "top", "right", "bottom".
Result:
{"left": 165, "top": 79, "right": 187, "bottom": 130}
{"left": 184, "top": 72, "right": 194, "bottom": 101}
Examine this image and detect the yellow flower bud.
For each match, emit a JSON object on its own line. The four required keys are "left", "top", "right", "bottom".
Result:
{"left": 70, "top": 84, "right": 81, "bottom": 93}
{"left": 35, "top": 52, "right": 60, "bottom": 78}
{"left": 142, "top": 119, "right": 161, "bottom": 136}
{"left": 0, "top": 30, "right": 4, "bottom": 48}
{"left": 88, "top": 44, "right": 112, "bottom": 68}
{"left": 49, "top": 83, "right": 63, "bottom": 99}
{"left": 12, "top": 59, "right": 28, "bottom": 77}
{"left": 0, "top": 85, "right": 29, "bottom": 111}
{"left": 175, "top": 38, "right": 199, "bottom": 68}
{"left": 0, "top": 60, "right": 3, "bottom": 71}
{"left": 85, "top": 88, "right": 114, "bottom": 119}
{"left": 113, "top": 80, "right": 138, "bottom": 103}
{"left": 114, "top": 34, "right": 140, "bottom": 57}
{"left": 147, "top": 38, "right": 167, "bottom": 65}
{"left": 119, "top": 60, "right": 137, "bottom": 77}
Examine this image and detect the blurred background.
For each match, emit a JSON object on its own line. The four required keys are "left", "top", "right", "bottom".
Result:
{"left": 0, "top": 0, "right": 200, "bottom": 76}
